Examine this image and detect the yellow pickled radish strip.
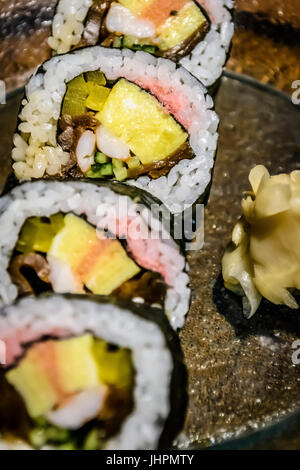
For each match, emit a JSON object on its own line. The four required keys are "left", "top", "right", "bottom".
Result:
{"left": 85, "top": 83, "right": 111, "bottom": 112}
{"left": 62, "top": 71, "right": 108, "bottom": 116}
{"left": 85, "top": 70, "right": 106, "bottom": 85}
{"left": 50, "top": 214, "right": 65, "bottom": 233}
{"left": 62, "top": 74, "right": 89, "bottom": 116}
{"left": 92, "top": 340, "right": 134, "bottom": 389}
{"left": 16, "top": 214, "right": 65, "bottom": 254}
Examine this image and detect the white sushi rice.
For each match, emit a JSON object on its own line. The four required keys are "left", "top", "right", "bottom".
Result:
{"left": 48, "top": 0, "right": 234, "bottom": 87}
{"left": 0, "top": 180, "right": 190, "bottom": 329}
{"left": 180, "top": 0, "right": 234, "bottom": 87}
{"left": 12, "top": 47, "right": 219, "bottom": 214}
{"left": 0, "top": 295, "right": 175, "bottom": 450}
{"left": 48, "top": 0, "right": 94, "bottom": 55}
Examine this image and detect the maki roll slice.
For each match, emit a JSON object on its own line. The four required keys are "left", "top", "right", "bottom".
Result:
{"left": 0, "top": 295, "right": 187, "bottom": 449}
{"left": 49, "top": 0, "right": 234, "bottom": 87}
{"left": 0, "top": 180, "right": 190, "bottom": 329}
{"left": 12, "top": 47, "right": 219, "bottom": 214}
{"left": 222, "top": 166, "right": 300, "bottom": 318}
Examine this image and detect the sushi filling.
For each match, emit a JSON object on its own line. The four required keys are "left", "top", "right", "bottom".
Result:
{"left": 79, "top": 0, "right": 210, "bottom": 60}
{"left": 57, "top": 72, "right": 194, "bottom": 181}
{"left": 9, "top": 213, "right": 167, "bottom": 305}
{"left": 0, "top": 334, "right": 134, "bottom": 449}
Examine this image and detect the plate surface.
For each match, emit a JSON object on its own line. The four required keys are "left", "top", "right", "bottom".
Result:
{"left": 1, "top": 74, "right": 300, "bottom": 449}
{"left": 180, "top": 73, "right": 300, "bottom": 448}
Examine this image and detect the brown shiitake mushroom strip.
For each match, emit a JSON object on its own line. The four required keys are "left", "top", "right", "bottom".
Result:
{"left": 98, "top": 386, "right": 134, "bottom": 438}
{"left": 58, "top": 114, "right": 99, "bottom": 176}
{"left": 0, "top": 372, "right": 31, "bottom": 441}
{"left": 113, "top": 271, "right": 167, "bottom": 304}
{"left": 59, "top": 113, "right": 99, "bottom": 153}
{"left": 100, "top": 34, "right": 118, "bottom": 49}
{"left": 78, "top": 0, "right": 113, "bottom": 48}
{"left": 127, "top": 141, "right": 194, "bottom": 180}
{"left": 9, "top": 253, "right": 50, "bottom": 295}
{"left": 58, "top": 114, "right": 76, "bottom": 152}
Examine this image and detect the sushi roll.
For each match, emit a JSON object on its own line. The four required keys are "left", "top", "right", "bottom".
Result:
{"left": 48, "top": 0, "right": 234, "bottom": 87}
{"left": 222, "top": 165, "right": 300, "bottom": 318}
{"left": 12, "top": 47, "right": 219, "bottom": 214}
{"left": 0, "top": 180, "right": 190, "bottom": 329}
{"left": 0, "top": 295, "right": 187, "bottom": 449}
